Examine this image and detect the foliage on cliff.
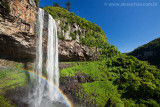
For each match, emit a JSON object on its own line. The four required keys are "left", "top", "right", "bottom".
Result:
{"left": 44, "top": 7, "right": 104, "bottom": 34}
{"left": 34, "top": 0, "right": 40, "bottom": 7}
{"left": 128, "top": 37, "right": 160, "bottom": 67}
{"left": 60, "top": 54, "right": 160, "bottom": 107}
{"left": 44, "top": 6, "right": 120, "bottom": 57}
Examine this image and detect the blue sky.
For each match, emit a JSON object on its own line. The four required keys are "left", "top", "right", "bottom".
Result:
{"left": 39, "top": 0, "right": 160, "bottom": 53}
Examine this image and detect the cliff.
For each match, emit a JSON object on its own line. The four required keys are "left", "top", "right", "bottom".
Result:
{"left": 0, "top": 2, "right": 104, "bottom": 62}
{"left": 128, "top": 37, "right": 160, "bottom": 67}
{"left": 0, "top": 0, "right": 37, "bottom": 62}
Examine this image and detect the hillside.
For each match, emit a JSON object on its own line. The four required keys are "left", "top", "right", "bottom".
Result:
{"left": 128, "top": 37, "right": 160, "bottom": 68}
{"left": 60, "top": 55, "right": 160, "bottom": 107}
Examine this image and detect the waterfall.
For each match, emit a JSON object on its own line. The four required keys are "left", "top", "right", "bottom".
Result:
{"left": 28, "top": 8, "right": 45, "bottom": 106}
{"left": 46, "top": 14, "right": 59, "bottom": 101}
{"left": 28, "top": 8, "right": 61, "bottom": 107}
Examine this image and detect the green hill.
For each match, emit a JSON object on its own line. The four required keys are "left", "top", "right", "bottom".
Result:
{"left": 128, "top": 37, "right": 160, "bottom": 68}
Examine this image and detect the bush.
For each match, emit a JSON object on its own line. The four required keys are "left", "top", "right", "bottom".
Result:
{"left": 34, "top": 0, "right": 40, "bottom": 7}
{"left": 59, "top": 34, "right": 64, "bottom": 40}
{"left": 70, "top": 31, "right": 76, "bottom": 40}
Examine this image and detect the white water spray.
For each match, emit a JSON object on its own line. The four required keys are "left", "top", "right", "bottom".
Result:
{"left": 46, "top": 14, "right": 59, "bottom": 101}
{"left": 28, "top": 8, "right": 61, "bottom": 107}
{"left": 28, "top": 8, "right": 45, "bottom": 107}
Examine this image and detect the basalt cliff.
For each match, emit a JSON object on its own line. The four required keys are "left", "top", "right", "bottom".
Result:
{"left": 0, "top": 0, "right": 101, "bottom": 62}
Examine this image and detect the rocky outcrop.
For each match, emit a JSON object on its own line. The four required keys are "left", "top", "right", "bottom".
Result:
{"left": 58, "top": 40, "right": 100, "bottom": 61}
{"left": 0, "top": 0, "right": 37, "bottom": 62}
{"left": 56, "top": 19, "right": 100, "bottom": 61}
{"left": 0, "top": 1, "right": 100, "bottom": 62}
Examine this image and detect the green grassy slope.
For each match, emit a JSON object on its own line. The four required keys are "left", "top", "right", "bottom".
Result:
{"left": 60, "top": 54, "right": 160, "bottom": 107}
{"left": 0, "top": 60, "right": 28, "bottom": 106}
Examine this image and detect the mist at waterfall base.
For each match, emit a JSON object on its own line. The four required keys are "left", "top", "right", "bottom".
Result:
{"left": 25, "top": 8, "right": 71, "bottom": 107}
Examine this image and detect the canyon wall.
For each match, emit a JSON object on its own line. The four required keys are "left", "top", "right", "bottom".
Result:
{"left": 0, "top": 0, "right": 37, "bottom": 62}
{"left": 0, "top": 0, "right": 100, "bottom": 62}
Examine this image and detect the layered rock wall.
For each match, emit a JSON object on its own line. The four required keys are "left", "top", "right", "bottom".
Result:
{"left": 0, "top": 0, "right": 37, "bottom": 62}
{"left": 0, "top": 2, "right": 100, "bottom": 62}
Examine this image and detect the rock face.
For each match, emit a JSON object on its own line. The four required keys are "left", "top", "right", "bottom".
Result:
{"left": 0, "top": 1, "right": 100, "bottom": 62}
{"left": 0, "top": 0, "right": 37, "bottom": 62}
{"left": 43, "top": 11, "right": 100, "bottom": 61}
{"left": 56, "top": 19, "right": 100, "bottom": 61}
{"left": 58, "top": 40, "right": 100, "bottom": 61}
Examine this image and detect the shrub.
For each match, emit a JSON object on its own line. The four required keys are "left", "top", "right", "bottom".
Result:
{"left": 59, "top": 34, "right": 64, "bottom": 40}
{"left": 34, "top": 0, "right": 40, "bottom": 7}
{"left": 70, "top": 31, "right": 76, "bottom": 40}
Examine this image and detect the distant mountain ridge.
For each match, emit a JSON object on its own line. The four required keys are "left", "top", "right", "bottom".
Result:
{"left": 128, "top": 37, "right": 160, "bottom": 67}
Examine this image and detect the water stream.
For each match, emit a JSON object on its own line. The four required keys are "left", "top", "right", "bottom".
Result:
{"left": 27, "top": 8, "right": 68, "bottom": 107}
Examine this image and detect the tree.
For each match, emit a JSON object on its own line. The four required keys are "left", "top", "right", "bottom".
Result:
{"left": 65, "top": 1, "right": 71, "bottom": 11}
{"left": 53, "top": 3, "right": 60, "bottom": 7}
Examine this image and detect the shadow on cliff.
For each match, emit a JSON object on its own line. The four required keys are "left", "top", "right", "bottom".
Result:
{"left": 0, "top": 33, "right": 36, "bottom": 63}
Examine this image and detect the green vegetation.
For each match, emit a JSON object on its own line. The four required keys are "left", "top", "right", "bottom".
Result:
{"left": 43, "top": 7, "right": 105, "bottom": 35}
{"left": 0, "top": 61, "right": 28, "bottom": 105}
{"left": 58, "top": 31, "right": 65, "bottom": 40}
{"left": 128, "top": 37, "right": 160, "bottom": 68}
{"left": 0, "top": 96, "right": 17, "bottom": 107}
{"left": 34, "top": 0, "right": 40, "bottom": 7}
{"left": 65, "top": 1, "right": 71, "bottom": 11}
{"left": 79, "top": 81, "right": 123, "bottom": 107}
{"left": 60, "top": 54, "right": 160, "bottom": 107}
{"left": 53, "top": 3, "right": 61, "bottom": 7}
{"left": 43, "top": 6, "right": 119, "bottom": 57}
{"left": 70, "top": 31, "right": 76, "bottom": 40}
{"left": 60, "top": 21, "right": 69, "bottom": 32}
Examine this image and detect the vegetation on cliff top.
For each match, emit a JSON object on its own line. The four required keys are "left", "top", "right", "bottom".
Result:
{"left": 60, "top": 54, "right": 160, "bottom": 107}
{"left": 34, "top": 0, "right": 40, "bottom": 7}
{"left": 128, "top": 37, "right": 160, "bottom": 67}
{"left": 44, "top": 6, "right": 120, "bottom": 57}
{"left": 44, "top": 6, "right": 105, "bottom": 35}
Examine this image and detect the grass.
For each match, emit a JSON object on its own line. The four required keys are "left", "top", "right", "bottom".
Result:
{"left": 0, "top": 96, "right": 17, "bottom": 107}
{"left": 0, "top": 62, "right": 28, "bottom": 95}
{"left": 78, "top": 81, "right": 124, "bottom": 107}
{"left": 60, "top": 61, "right": 120, "bottom": 81}
{"left": 60, "top": 56, "right": 160, "bottom": 107}
{"left": 60, "top": 61, "right": 123, "bottom": 106}
{"left": 0, "top": 60, "right": 28, "bottom": 106}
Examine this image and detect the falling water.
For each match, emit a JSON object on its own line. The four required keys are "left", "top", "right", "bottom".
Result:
{"left": 28, "top": 8, "right": 62, "bottom": 107}
{"left": 28, "top": 8, "right": 45, "bottom": 107}
{"left": 46, "top": 14, "right": 59, "bottom": 101}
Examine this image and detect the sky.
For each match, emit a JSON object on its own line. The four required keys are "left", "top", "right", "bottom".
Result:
{"left": 39, "top": 0, "right": 160, "bottom": 53}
